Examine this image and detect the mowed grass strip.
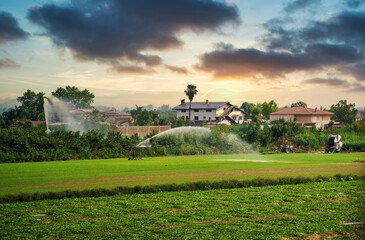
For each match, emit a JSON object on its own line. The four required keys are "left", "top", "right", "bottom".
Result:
{"left": 0, "top": 153, "right": 364, "bottom": 196}
{"left": 0, "top": 181, "right": 364, "bottom": 239}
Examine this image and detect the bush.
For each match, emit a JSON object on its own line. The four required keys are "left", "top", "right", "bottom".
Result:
{"left": 1, "top": 174, "right": 363, "bottom": 203}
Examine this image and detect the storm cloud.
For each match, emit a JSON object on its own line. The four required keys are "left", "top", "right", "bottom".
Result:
{"left": 344, "top": 0, "right": 364, "bottom": 9}
{"left": 27, "top": 0, "right": 239, "bottom": 72}
{"left": 0, "top": 11, "right": 28, "bottom": 44}
{"left": 197, "top": 10, "right": 365, "bottom": 82}
{"left": 196, "top": 43, "right": 362, "bottom": 78}
{"left": 302, "top": 78, "right": 350, "bottom": 87}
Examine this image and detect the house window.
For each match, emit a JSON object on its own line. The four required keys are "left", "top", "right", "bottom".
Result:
{"left": 194, "top": 109, "right": 199, "bottom": 112}
{"left": 181, "top": 109, "right": 186, "bottom": 112}
{"left": 203, "top": 116, "right": 206, "bottom": 119}
{"left": 209, "top": 117, "right": 211, "bottom": 120}
{"left": 186, "top": 116, "right": 189, "bottom": 120}
{"left": 206, "top": 109, "right": 212, "bottom": 112}
{"left": 195, "top": 116, "right": 199, "bottom": 120}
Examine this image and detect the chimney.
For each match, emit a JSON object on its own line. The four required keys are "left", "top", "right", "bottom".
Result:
{"left": 206, "top": 99, "right": 209, "bottom": 104}
{"left": 181, "top": 99, "right": 185, "bottom": 105}
{"left": 320, "top": 106, "right": 322, "bottom": 111}
{"left": 315, "top": 107, "right": 317, "bottom": 112}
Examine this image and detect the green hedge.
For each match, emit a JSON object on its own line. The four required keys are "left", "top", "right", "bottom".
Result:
{"left": 1, "top": 174, "right": 363, "bottom": 204}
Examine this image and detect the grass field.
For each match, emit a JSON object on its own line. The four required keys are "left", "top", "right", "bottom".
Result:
{"left": 0, "top": 153, "right": 364, "bottom": 196}
{"left": 0, "top": 180, "right": 364, "bottom": 239}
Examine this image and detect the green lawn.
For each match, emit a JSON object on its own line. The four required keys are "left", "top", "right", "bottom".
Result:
{"left": 0, "top": 153, "right": 364, "bottom": 196}
{"left": 0, "top": 181, "right": 364, "bottom": 239}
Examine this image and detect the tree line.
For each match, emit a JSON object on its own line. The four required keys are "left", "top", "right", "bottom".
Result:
{"left": 241, "top": 100, "right": 359, "bottom": 124}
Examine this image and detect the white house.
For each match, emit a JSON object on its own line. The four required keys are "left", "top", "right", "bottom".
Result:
{"left": 172, "top": 99, "right": 246, "bottom": 124}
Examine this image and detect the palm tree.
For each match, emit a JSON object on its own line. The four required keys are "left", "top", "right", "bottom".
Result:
{"left": 184, "top": 84, "right": 198, "bottom": 121}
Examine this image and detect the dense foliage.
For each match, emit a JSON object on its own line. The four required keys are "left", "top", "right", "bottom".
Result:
{"left": 52, "top": 85, "right": 95, "bottom": 109}
{"left": 225, "top": 120, "right": 365, "bottom": 152}
{"left": 128, "top": 105, "right": 186, "bottom": 127}
{"left": 0, "top": 124, "right": 139, "bottom": 162}
{"left": 240, "top": 100, "right": 279, "bottom": 121}
{"left": 145, "top": 131, "right": 252, "bottom": 156}
{"left": 329, "top": 99, "right": 358, "bottom": 124}
{"left": 0, "top": 86, "right": 95, "bottom": 128}
{"left": 0, "top": 90, "right": 45, "bottom": 127}
{"left": 291, "top": 101, "right": 307, "bottom": 107}
{"left": 1, "top": 120, "right": 364, "bottom": 162}
{"left": 0, "top": 125, "right": 252, "bottom": 162}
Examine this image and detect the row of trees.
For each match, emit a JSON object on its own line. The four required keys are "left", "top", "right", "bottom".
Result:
{"left": 240, "top": 100, "right": 360, "bottom": 125}
{"left": 128, "top": 106, "right": 185, "bottom": 127}
{"left": 1, "top": 119, "right": 364, "bottom": 163}
{"left": 0, "top": 86, "right": 95, "bottom": 128}
{"left": 226, "top": 120, "right": 365, "bottom": 152}
{"left": 240, "top": 100, "right": 279, "bottom": 121}
{"left": 0, "top": 86, "right": 185, "bottom": 129}
{"left": 0, "top": 124, "right": 140, "bottom": 162}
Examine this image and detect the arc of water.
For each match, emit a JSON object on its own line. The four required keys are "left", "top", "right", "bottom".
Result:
{"left": 44, "top": 98, "right": 50, "bottom": 132}
{"left": 137, "top": 126, "right": 211, "bottom": 148}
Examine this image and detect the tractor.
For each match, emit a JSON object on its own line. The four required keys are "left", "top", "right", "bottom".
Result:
{"left": 325, "top": 135, "right": 342, "bottom": 153}
{"left": 278, "top": 136, "right": 295, "bottom": 153}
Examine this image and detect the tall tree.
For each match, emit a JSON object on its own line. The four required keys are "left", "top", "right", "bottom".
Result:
{"left": 17, "top": 89, "right": 45, "bottom": 121}
{"left": 52, "top": 86, "right": 95, "bottom": 109}
{"left": 329, "top": 100, "right": 358, "bottom": 124}
{"left": 184, "top": 84, "right": 198, "bottom": 121}
{"left": 135, "top": 110, "right": 153, "bottom": 126}
{"left": 251, "top": 105, "right": 262, "bottom": 122}
{"left": 261, "top": 100, "right": 279, "bottom": 120}
{"left": 0, "top": 90, "right": 45, "bottom": 127}
{"left": 240, "top": 102, "right": 255, "bottom": 120}
{"left": 291, "top": 101, "right": 307, "bottom": 107}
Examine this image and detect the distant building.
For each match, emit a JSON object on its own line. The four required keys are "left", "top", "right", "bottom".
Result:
{"left": 172, "top": 99, "right": 246, "bottom": 125}
{"left": 70, "top": 108, "right": 132, "bottom": 125}
{"left": 359, "top": 109, "right": 365, "bottom": 122}
{"left": 269, "top": 106, "right": 334, "bottom": 128}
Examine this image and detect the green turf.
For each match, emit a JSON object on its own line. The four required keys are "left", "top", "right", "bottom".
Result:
{"left": 0, "top": 153, "right": 364, "bottom": 196}
{"left": 0, "top": 181, "right": 364, "bottom": 239}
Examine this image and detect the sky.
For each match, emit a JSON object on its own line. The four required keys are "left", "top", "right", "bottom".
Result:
{"left": 0, "top": 0, "right": 364, "bottom": 109}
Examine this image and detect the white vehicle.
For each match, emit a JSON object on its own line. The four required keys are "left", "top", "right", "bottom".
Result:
{"left": 325, "top": 135, "right": 342, "bottom": 153}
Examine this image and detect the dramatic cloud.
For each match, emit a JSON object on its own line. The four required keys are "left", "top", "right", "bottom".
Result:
{"left": 344, "top": 0, "right": 364, "bottom": 8}
{"left": 164, "top": 65, "right": 188, "bottom": 74}
{"left": 283, "top": 0, "right": 321, "bottom": 14}
{"left": 340, "top": 62, "right": 365, "bottom": 81}
{"left": 262, "top": 11, "right": 365, "bottom": 52}
{"left": 0, "top": 58, "right": 20, "bottom": 69}
{"left": 0, "top": 11, "right": 28, "bottom": 44}
{"left": 196, "top": 43, "right": 361, "bottom": 78}
{"left": 27, "top": 0, "right": 239, "bottom": 72}
{"left": 302, "top": 78, "right": 349, "bottom": 87}
{"left": 197, "top": 10, "right": 365, "bottom": 82}
{"left": 301, "top": 11, "right": 365, "bottom": 47}
{"left": 107, "top": 65, "right": 154, "bottom": 74}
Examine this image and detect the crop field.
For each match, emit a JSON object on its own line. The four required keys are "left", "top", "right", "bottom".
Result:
{"left": 0, "top": 180, "right": 364, "bottom": 239}
{"left": 1, "top": 153, "right": 364, "bottom": 196}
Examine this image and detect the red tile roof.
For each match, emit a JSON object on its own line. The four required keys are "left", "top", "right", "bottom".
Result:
{"left": 270, "top": 107, "right": 334, "bottom": 116}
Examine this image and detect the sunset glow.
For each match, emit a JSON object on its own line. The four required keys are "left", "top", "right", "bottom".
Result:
{"left": 0, "top": 0, "right": 364, "bottom": 108}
